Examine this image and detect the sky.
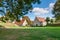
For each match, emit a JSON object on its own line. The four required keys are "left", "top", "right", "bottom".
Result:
{"left": 25, "top": 0, "right": 57, "bottom": 21}
{"left": 0, "top": 0, "right": 57, "bottom": 20}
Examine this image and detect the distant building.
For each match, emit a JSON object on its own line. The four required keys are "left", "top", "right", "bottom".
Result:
{"left": 14, "top": 16, "right": 32, "bottom": 26}
{"left": 14, "top": 16, "right": 47, "bottom": 26}
{"left": 33, "top": 17, "right": 47, "bottom": 26}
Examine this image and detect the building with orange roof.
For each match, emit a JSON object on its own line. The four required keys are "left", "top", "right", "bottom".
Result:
{"left": 33, "top": 17, "right": 47, "bottom": 26}
{"left": 14, "top": 16, "right": 32, "bottom": 26}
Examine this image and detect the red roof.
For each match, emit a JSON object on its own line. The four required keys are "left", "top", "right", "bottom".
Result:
{"left": 14, "top": 16, "right": 30, "bottom": 26}
{"left": 36, "top": 17, "right": 46, "bottom": 22}
{"left": 15, "top": 19, "right": 25, "bottom": 26}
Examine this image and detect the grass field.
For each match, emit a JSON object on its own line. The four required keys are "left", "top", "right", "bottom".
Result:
{"left": 0, "top": 27, "right": 60, "bottom": 40}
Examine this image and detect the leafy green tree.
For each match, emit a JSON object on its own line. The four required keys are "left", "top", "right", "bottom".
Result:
{"left": 53, "top": 0, "right": 60, "bottom": 21}
{"left": 50, "top": 19, "right": 53, "bottom": 24}
{"left": 5, "top": 11, "right": 15, "bottom": 21}
{"left": 0, "top": 0, "right": 40, "bottom": 21}
{"left": 0, "top": 16, "right": 6, "bottom": 22}
{"left": 46, "top": 17, "right": 50, "bottom": 25}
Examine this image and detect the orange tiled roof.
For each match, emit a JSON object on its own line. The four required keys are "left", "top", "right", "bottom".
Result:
{"left": 36, "top": 17, "right": 46, "bottom": 22}
{"left": 15, "top": 16, "right": 32, "bottom": 26}
{"left": 15, "top": 19, "right": 25, "bottom": 26}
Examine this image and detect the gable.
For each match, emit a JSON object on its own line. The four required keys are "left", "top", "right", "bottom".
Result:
{"left": 34, "top": 17, "right": 46, "bottom": 23}
{"left": 22, "top": 20, "right": 28, "bottom": 26}
{"left": 22, "top": 16, "right": 32, "bottom": 25}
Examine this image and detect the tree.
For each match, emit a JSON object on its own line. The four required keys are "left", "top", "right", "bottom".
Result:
{"left": 5, "top": 11, "right": 16, "bottom": 21}
{"left": 0, "top": 0, "right": 40, "bottom": 21}
{"left": 53, "top": 0, "right": 60, "bottom": 21}
{"left": 50, "top": 19, "right": 53, "bottom": 24}
{"left": 46, "top": 17, "right": 50, "bottom": 25}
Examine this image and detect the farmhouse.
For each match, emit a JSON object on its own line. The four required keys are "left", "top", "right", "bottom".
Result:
{"left": 14, "top": 16, "right": 32, "bottom": 26}
{"left": 14, "top": 16, "right": 47, "bottom": 26}
{"left": 33, "top": 17, "right": 47, "bottom": 26}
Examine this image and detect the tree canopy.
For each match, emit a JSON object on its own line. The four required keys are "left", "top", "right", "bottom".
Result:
{"left": 0, "top": 0, "right": 40, "bottom": 21}
{"left": 46, "top": 17, "right": 50, "bottom": 24}
{"left": 53, "top": 0, "right": 60, "bottom": 20}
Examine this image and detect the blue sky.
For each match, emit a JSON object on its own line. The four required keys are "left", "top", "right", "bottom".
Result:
{"left": 25, "top": 0, "right": 57, "bottom": 21}
{"left": 0, "top": 0, "right": 57, "bottom": 20}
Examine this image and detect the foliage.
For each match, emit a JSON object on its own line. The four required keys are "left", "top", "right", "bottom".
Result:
{"left": 0, "top": 16, "right": 6, "bottom": 22}
{"left": 5, "top": 11, "right": 16, "bottom": 21}
{"left": 0, "top": 0, "right": 40, "bottom": 21}
{"left": 53, "top": 0, "right": 60, "bottom": 21}
{"left": 50, "top": 19, "right": 53, "bottom": 24}
{"left": 46, "top": 17, "right": 50, "bottom": 24}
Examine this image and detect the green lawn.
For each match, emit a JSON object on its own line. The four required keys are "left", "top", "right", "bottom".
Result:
{"left": 0, "top": 27, "right": 60, "bottom": 40}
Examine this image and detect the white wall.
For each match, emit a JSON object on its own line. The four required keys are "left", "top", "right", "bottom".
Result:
{"left": 33, "top": 19, "right": 41, "bottom": 26}
{"left": 33, "top": 18, "right": 47, "bottom": 26}
{"left": 22, "top": 20, "right": 28, "bottom": 26}
{"left": 42, "top": 22, "right": 47, "bottom": 26}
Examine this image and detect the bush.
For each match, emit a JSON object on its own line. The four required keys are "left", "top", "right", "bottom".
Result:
{"left": 46, "top": 24, "right": 60, "bottom": 27}
{"left": 0, "top": 25, "right": 4, "bottom": 28}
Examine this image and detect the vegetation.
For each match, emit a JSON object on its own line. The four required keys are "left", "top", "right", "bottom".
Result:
{"left": 53, "top": 0, "right": 60, "bottom": 21}
{"left": 0, "top": 0, "right": 40, "bottom": 21}
{"left": 0, "top": 27, "right": 60, "bottom": 40}
{"left": 50, "top": 19, "right": 54, "bottom": 24}
{"left": 0, "top": 21, "right": 19, "bottom": 28}
{"left": 46, "top": 17, "right": 50, "bottom": 24}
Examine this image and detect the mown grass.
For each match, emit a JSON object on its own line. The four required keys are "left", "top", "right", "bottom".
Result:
{"left": 0, "top": 27, "right": 60, "bottom": 40}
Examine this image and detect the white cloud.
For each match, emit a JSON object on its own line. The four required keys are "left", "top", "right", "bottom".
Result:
{"left": 49, "top": 3, "right": 55, "bottom": 10}
{"left": 32, "top": 8, "right": 49, "bottom": 14}
{"left": 49, "top": 3, "right": 55, "bottom": 8}
{"left": 32, "top": 3, "right": 55, "bottom": 18}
